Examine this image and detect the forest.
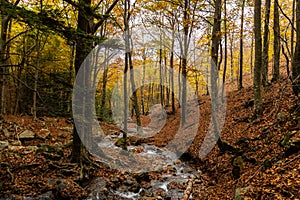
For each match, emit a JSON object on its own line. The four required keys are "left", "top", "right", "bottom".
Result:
{"left": 0, "top": 0, "right": 300, "bottom": 199}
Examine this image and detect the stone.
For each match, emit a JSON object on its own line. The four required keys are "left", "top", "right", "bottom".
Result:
{"left": 10, "top": 140, "right": 21, "bottom": 146}
{"left": 3, "top": 128, "right": 9, "bottom": 137}
{"left": 0, "top": 141, "right": 9, "bottom": 149}
{"left": 19, "top": 130, "right": 35, "bottom": 139}
{"left": 173, "top": 159, "right": 182, "bottom": 165}
{"left": 234, "top": 186, "right": 252, "bottom": 200}
{"left": 23, "top": 191, "right": 53, "bottom": 200}
{"left": 36, "top": 129, "right": 50, "bottom": 139}
{"left": 166, "top": 165, "right": 177, "bottom": 173}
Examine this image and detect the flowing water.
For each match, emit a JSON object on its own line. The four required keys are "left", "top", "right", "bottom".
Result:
{"left": 87, "top": 128, "right": 198, "bottom": 200}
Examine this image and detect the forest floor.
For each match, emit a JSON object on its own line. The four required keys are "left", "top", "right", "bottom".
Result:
{"left": 1, "top": 70, "right": 300, "bottom": 199}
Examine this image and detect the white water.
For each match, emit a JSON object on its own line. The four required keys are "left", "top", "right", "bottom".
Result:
{"left": 92, "top": 126, "right": 197, "bottom": 199}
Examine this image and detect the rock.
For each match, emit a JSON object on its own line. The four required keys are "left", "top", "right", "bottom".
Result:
{"left": 85, "top": 177, "right": 108, "bottom": 199}
{"left": 133, "top": 171, "right": 150, "bottom": 183}
{"left": 21, "top": 191, "right": 54, "bottom": 200}
{"left": 19, "top": 130, "right": 35, "bottom": 139}
{"left": 36, "top": 129, "right": 50, "bottom": 139}
{"left": 140, "top": 181, "right": 152, "bottom": 189}
{"left": 139, "top": 188, "right": 154, "bottom": 197}
{"left": 0, "top": 141, "right": 9, "bottom": 149}
{"left": 166, "top": 165, "right": 177, "bottom": 173}
{"left": 234, "top": 186, "right": 251, "bottom": 200}
{"left": 174, "top": 159, "right": 182, "bottom": 165}
{"left": 3, "top": 128, "right": 9, "bottom": 137}
{"left": 10, "top": 140, "right": 21, "bottom": 146}
{"left": 124, "top": 179, "right": 134, "bottom": 186}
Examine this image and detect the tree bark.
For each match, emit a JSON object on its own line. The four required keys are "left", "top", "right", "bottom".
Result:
{"left": 262, "top": 0, "right": 271, "bottom": 87}
{"left": 292, "top": 0, "right": 300, "bottom": 96}
{"left": 0, "top": 13, "right": 10, "bottom": 114}
{"left": 211, "top": 0, "right": 222, "bottom": 144}
{"left": 253, "top": 0, "right": 263, "bottom": 117}
{"left": 238, "top": 0, "right": 245, "bottom": 90}
{"left": 272, "top": 0, "right": 280, "bottom": 82}
{"left": 222, "top": 0, "right": 228, "bottom": 100}
{"left": 72, "top": 0, "right": 93, "bottom": 163}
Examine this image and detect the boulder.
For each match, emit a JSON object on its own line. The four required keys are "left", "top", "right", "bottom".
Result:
{"left": 0, "top": 141, "right": 9, "bottom": 149}
{"left": 19, "top": 130, "right": 35, "bottom": 139}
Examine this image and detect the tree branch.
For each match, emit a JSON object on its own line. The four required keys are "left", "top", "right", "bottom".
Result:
{"left": 93, "top": 0, "right": 121, "bottom": 33}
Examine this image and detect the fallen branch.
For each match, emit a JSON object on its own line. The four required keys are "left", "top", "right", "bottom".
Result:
{"left": 245, "top": 165, "right": 263, "bottom": 184}
{"left": 7, "top": 168, "right": 14, "bottom": 182}
{"left": 283, "top": 153, "right": 300, "bottom": 167}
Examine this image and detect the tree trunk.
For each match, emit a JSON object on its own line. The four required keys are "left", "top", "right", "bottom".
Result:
{"left": 238, "top": 0, "right": 245, "bottom": 90}
{"left": 0, "top": 13, "right": 10, "bottom": 115}
{"left": 272, "top": 0, "right": 280, "bottom": 82}
{"left": 253, "top": 0, "right": 263, "bottom": 117}
{"left": 230, "top": 32, "right": 234, "bottom": 82}
{"left": 250, "top": 32, "right": 254, "bottom": 79}
{"left": 33, "top": 30, "right": 40, "bottom": 121}
{"left": 181, "top": 0, "right": 190, "bottom": 125}
{"left": 141, "top": 53, "right": 146, "bottom": 115}
{"left": 124, "top": 0, "right": 141, "bottom": 134}
{"left": 292, "top": 0, "right": 300, "bottom": 96}
{"left": 222, "top": 0, "right": 228, "bottom": 100}
{"left": 211, "top": 0, "right": 222, "bottom": 145}
{"left": 99, "top": 47, "right": 109, "bottom": 118}
{"left": 291, "top": 0, "right": 296, "bottom": 59}
{"left": 262, "top": 0, "right": 271, "bottom": 87}
{"left": 72, "top": 0, "right": 93, "bottom": 163}
{"left": 170, "top": 31, "right": 176, "bottom": 113}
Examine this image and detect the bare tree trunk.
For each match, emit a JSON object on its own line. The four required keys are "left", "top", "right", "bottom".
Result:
{"left": 170, "top": 32, "right": 176, "bottom": 113}
{"left": 99, "top": 48, "right": 109, "bottom": 118}
{"left": 33, "top": 31, "right": 40, "bottom": 121}
{"left": 67, "top": 42, "right": 75, "bottom": 114}
{"left": 238, "top": 0, "right": 245, "bottom": 90}
{"left": 272, "top": 0, "right": 280, "bottom": 82}
{"left": 211, "top": 0, "right": 223, "bottom": 147}
{"left": 141, "top": 53, "right": 146, "bottom": 115}
{"left": 250, "top": 32, "right": 254, "bottom": 79}
{"left": 72, "top": 0, "right": 93, "bottom": 163}
{"left": 292, "top": 0, "right": 300, "bottom": 96}
{"left": 159, "top": 41, "right": 164, "bottom": 106}
{"left": 222, "top": 0, "right": 228, "bottom": 100}
{"left": 181, "top": 0, "right": 190, "bottom": 125}
{"left": 253, "top": 0, "right": 263, "bottom": 118}
{"left": 230, "top": 32, "right": 234, "bottom": 82}
{"left": 291, "top": 0, "right": 296, "bottom": 59}
{"left": 178, "top": 58, "right": 181, "bottom": 108}
{"left": 123, "top": 51, "right": 128, "bottom": 150}
{"left": 262, "top": 0, "right": 271, "bottom": 87}
{"left": 0, "top": 13, "right": 10, "bottom": 115}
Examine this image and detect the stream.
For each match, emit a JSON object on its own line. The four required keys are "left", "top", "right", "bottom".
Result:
{"left": 85, "top": 125, "right": 199, "bottom": 200}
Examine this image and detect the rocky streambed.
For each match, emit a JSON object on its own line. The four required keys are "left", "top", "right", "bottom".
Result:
{"left": 85, "top": 132, "right": 200, "bottom": 200}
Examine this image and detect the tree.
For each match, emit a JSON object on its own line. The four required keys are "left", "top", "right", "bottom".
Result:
{"left": 253, "top": 0, "right": 263, "bottom": 117}
{"left": 211, "top": 0, "right": 224, "bottom": 148}
{"left": 238, "top": 0, "right": 245, "bottom": 90}
{"left": 272, "top": 0, "right": 280, "bottom": 82}
{"left": 0, "top": 0, "right": 21, "bottom": 114}
{"left": 122, "top": 0, "right": 142, "bottom": 149}
{"left": 262, "top": 0, "right": 271, "bottom": 87}
{"left": 70, "top": 0, "right": 120, "bottom": 163}
{"left": 222, "top": 0, "right": 228, "bottom": 99}
{"left": 292, "top": 0, "right": 300, "bottom": 96}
